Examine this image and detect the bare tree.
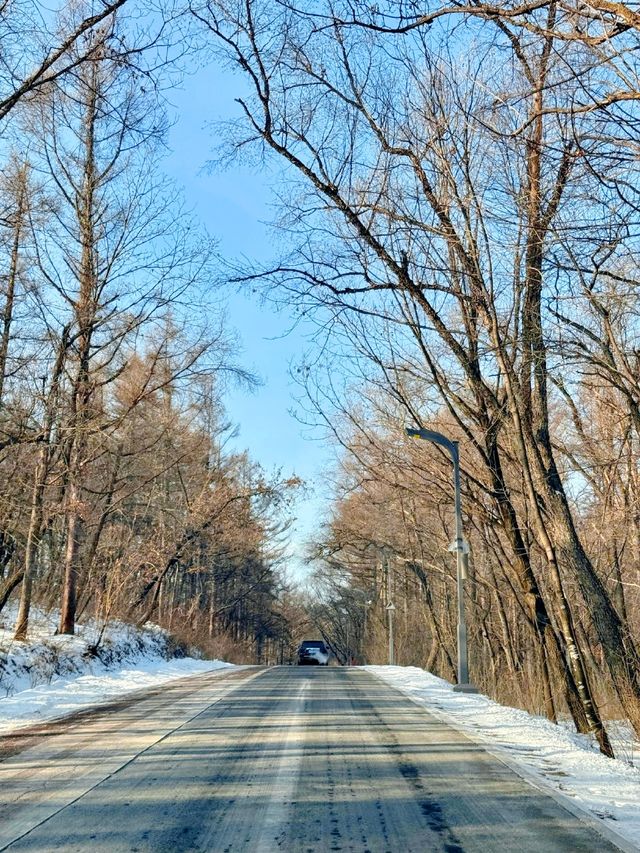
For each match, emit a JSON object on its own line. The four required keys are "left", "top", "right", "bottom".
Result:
{"left": 23, "top": 12, "right": 216, "bottom": 634}
{"left": 193, "top": 0, "right": 640, "bottom": 751}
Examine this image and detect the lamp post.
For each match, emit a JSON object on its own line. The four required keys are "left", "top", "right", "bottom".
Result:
{"left": 361, "top": 597, "right": 372, "bottom": 664}
{"left": 383, "top": 548, "right": 396, "bottom": 665}
{"left": 386, "top": 602, "right": 396, "bottom": 665}
{"left": 405, "top": 427, "right": 477, "bottom": 693}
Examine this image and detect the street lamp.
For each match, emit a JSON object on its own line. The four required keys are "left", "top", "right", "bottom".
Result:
{"left": 386, "top": 601, "right": 396, "bottom": 665}
{"left": 405, "top": 427, "right": 478, "bottom": 693}
{"left": 382, "top": 548, "right": 396, "bottom": 666}
{"left": 361, "top": 596, "right": 372, "bottom": 664}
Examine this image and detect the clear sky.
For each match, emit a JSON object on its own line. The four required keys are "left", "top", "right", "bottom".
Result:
{"left": 164, "top": 66, "right": 331, "bottom": 584}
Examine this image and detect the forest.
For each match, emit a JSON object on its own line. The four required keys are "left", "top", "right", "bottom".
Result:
{"left": 1, "top": 0, "right": 640, "bottom": 759}
{"left": 195, "top": 0, "right": 640, "bottom": 758}
{"left": 0, "top": 0, "right": 300, "bottom": 667}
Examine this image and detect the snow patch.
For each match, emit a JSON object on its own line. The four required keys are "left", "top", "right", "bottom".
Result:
{"left": 0, "top": 606, "right": 234, "bottom": 734}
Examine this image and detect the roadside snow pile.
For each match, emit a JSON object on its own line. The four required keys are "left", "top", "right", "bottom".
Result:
{"left": 0, "top": 606, "right": 181, "bottom": 696}
{"left": 0, "top": 606, "right": 234, "bottom": 735}
{"left": 367, "top": 665, "right": 640, "bottom": 851}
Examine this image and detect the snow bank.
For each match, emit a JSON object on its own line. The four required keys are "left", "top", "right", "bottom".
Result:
{"left": 366, "top": 665, "right": 640, "bottom": 851}
{"left": 0, "top": 606, "right": 234, "bottom": 735}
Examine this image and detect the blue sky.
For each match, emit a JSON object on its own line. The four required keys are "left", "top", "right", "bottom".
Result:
{"left": 164, "top": 67, "right": 331, "bottom": 582}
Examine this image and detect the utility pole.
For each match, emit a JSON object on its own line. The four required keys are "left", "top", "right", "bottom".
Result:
{"left": 385, "top": 550, "right": 395, "bottom": 665}
{"left": 362, "top": 598, "right": 371, "bottom": 664}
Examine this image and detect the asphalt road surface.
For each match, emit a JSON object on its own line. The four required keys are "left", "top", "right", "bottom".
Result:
{"left": 0, "top": 666, "right": 624, "bottom": 852}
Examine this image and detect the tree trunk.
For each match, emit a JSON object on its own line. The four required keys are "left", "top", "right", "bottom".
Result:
{"left": 14, "top": 472, "right": 45, "bottom": 640}
{"left": 0, "top": 569, "right": 23, "bottom": 613}
{"left": 60, "top": 479, "right": 83, "bottom": 635}
{"left": 59, "top": 60, "right": 99, "bottom": 636}
{"left": 0, "top": 162, "right": 28, "bottom": 407}
{"left": 15, "top": 328, "right": 68, "bottom": 640}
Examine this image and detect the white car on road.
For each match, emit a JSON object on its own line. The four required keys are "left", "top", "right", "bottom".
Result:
{"left": 297, "top": 640, "right": 330, "bottom": 666}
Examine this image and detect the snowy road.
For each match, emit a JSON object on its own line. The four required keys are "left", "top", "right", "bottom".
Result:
{"left": 0, "top": 666, "right": 626, "bottom": 852}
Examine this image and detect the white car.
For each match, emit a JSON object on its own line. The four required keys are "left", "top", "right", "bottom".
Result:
{"left": 297, "top": 640, "right": 330, "bottom": 666}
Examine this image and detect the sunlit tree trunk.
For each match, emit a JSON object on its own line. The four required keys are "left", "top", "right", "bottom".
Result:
{"left": 14, "top": 329, "right": 69, "bottom": 639}
{"left": 60, "top": 58, "right": 99, "bottom": 636}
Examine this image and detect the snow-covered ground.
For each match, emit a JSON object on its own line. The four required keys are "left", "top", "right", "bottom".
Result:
{"left": 367, "top": 665, "right": 640, "bottom": 852}
{"left": 0, "top": 606, "right": 234, "bottom": 735}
